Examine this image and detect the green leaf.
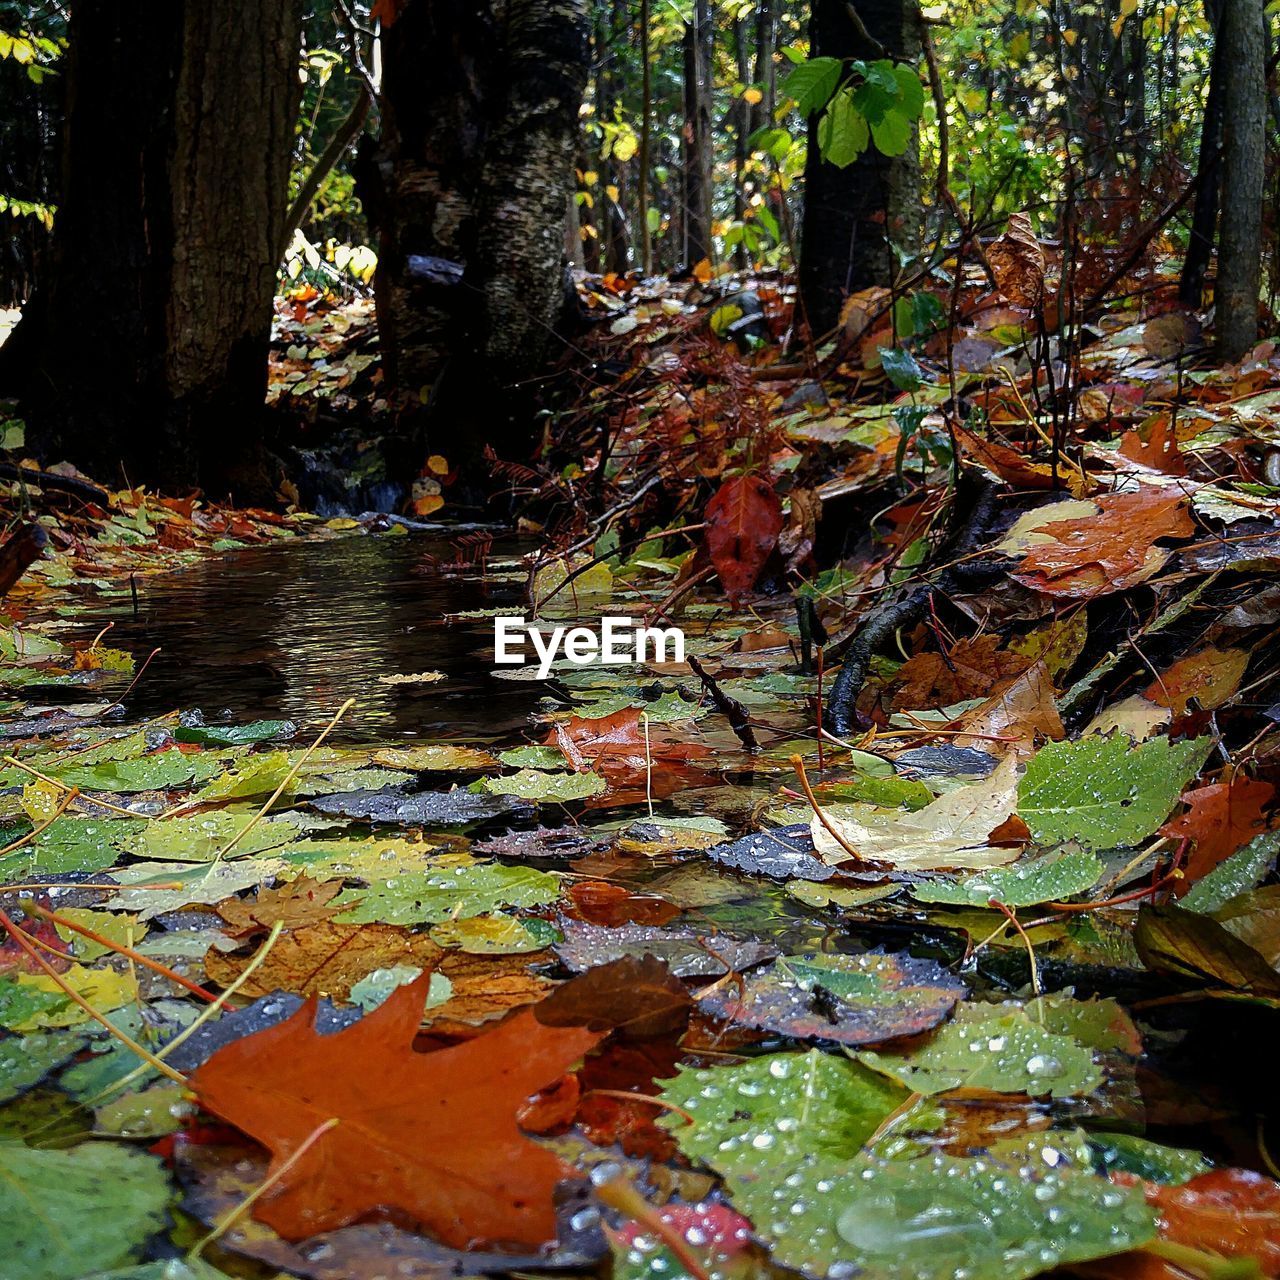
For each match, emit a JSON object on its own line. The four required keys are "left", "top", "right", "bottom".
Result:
{"left": 173, "top": 719, "right": 294, "bottom": 746}
{"left": 335, "top": 861, "right": 560, "bottom": 925}
{"left": 1017, "top": 735, "right": 1212, "bottom": 849}
{"left": 0, "top": 816, "right": 142, "bottom": 883}
{"left": 1182, "top": 829, "right": 1280, "bottom": 913}
{"left": 825, "top": 1143, "right": 1155, "bottom": 1280}
{"left": 0, "top": 1141, "right": 171, "bottom": 1280}
{"left": 892, "top": 63, "right": 926, "bottom": 118}
{"left": 818, "top": 87, "right": 869, "bottom": 167}
{"left": 782, "top": 56, "right": 843, "bottom": 114}
{"left": 482, "top": 768, "right": 606, "bottom": 801}
{"left": 1088, "top": 1133, "right": 1211, "bottom": 1185}
{"left": 429, "top": 914, "right": 559, "bottom": 954}
{"left": 53, "top": 752, "right": 202, "bottom": 793}
{"left": 911, "top": 848, "right": 1103, "bottom": 908}
{"left": 0, "top": 1029, "right": 87, "bottom": 1101}
{"left": 858, "top": 1002, "right": 1102, "bottom": 1097}
{"left": 870, "top": 109, "right": 913, "bottom": 156}
{"left": 497, "top": 745, "right": 567, "bottom": 770}
{"left": 879, "top": 346, "right": 923, "bottom": 391}
{"left": 125, "top": 811, "right": 303, "bottom": 862}
{"left": 658, "top": 1050, "right": 922, "bottom": 1175}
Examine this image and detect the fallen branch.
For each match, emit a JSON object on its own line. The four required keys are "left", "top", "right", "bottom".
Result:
{"left": 687, "top": 654, "right": 758, "bottom": 751}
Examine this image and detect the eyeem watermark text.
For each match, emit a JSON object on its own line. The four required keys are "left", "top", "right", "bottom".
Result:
{"left": 494, "top": 616, "right": 685, "bottom": 679}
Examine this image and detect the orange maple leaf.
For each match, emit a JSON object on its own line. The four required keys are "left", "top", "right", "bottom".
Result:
{"left": 1012, "top": 487, "right": 1194, "bottom": 597}
{"left": 1161, "top": 777, "right": 1274, "bottom": 892}
{"left": 190, "top": 976, "right": 603, "bottom": 1248}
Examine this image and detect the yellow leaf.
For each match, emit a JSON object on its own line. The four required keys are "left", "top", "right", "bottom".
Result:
{"left": 325, "top": 517, "right": 361, "bottom": 531}
{"left": 582, "top": 169, "right": 598, "bottom": 186}
{"left": 9, "top": 965, "right": 138, "bottom": 1031}
{"left": 412, "top": 494, "right": 444, "bottom": 517}
{"left": 1063, "top": 27, "right": 1078, "bottom": 44}
{"left": 1120, "top": 0, "right": 1139, "bottom": 13}
{"left": 692, "top": 258, "right": 714, "bottom": 283}
{"left": 606, "top": 184, "right": 620, "bottom": 204}
{"left": 426, "top": 454, "right": 449, "bottom": 475}
{"left": 21, "top": 779, "right": 64, "bottom": 823}
{"left": 743, "top": 86, "right": 763, "bottom": 104}
{"left": 1111, "top": 15, "right": 1126, "bottom": 36}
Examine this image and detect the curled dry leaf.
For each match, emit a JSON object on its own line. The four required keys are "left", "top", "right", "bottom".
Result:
{"left": 987, "top": 212, "right": 1046, "bottom": 307}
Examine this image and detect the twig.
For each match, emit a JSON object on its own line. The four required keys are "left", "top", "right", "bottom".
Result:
{"left": 790, "top": 754, "right": 863, "bottom": 862}
{"left": 686, "top": 654, "right": 757, "bottom": 751}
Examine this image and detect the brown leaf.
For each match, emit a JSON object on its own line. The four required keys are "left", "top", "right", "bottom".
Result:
{"left": 191, "top": 977, "right": 603, "bottom": 1247}
{"left": 534, "top": 955, "right": 691, "bottom": 1039}
{"left": 1012, "top": 487, "right": 1194, "bottom": 597}
{"left": 892, "top": 634, "right": 1031, "bottom": 710}
{"left": 1161, "top": 777, "right": 1274, "bottom": 892}
{"left": 1142, "top": 309, "right": 1202, "bottom": 360}
{"left": 705, "top": 474, "right": 783, "bottom": 599}
{"left": 987, "top": 213, "right": 1045, "bottom": 307}
{"left": 1117, "top": 414, "right": 1187, "bottom": 475}
{"left": 215, "top": 877, "right": 345, "bottom": 941}
{"left": 955, "top": 425, "right": 1088, "bottom": 496}
{"left": 1146, "top": 646, "right": 1249, "bottom": 716}
{"left": 950, "top": 661, "right": 1065, "bottom": 756}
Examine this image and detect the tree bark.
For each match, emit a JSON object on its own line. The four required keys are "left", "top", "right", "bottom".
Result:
{"left": 1180, "top": 0, "right": 1224, "bottom": 307}
{"left": 797, "top": 0, "right": 923, "bottom": 338}
{"left": 364, "top": 0, "right": 589, "bottom": 459}
{"left": 0, "top": 0, "right": 303, "bottom": 498}
{"left": 1216, "top": 0, "right": 1266, "bottom": 359}
{"left": 637, "top": 0, "right": 653, "bottom": 273}
{"left": 680, "top": 0, "right": 714, "bottom": 267}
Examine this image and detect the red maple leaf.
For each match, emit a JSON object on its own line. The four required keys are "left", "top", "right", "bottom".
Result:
{"left": 190, "top": 976, "right": 603, "bottom": 1248}
{"left": 1162, "top": 777, "right": 1274, "bottom": 892}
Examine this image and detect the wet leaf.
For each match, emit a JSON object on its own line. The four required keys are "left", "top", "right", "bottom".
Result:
{"left": 482, "top": 768, "right": 607, "bottom": 801}
{"left": 190, "top": 977, "right": 603, "bottom": 1246}
{"left": 698, "top": 950, "right": 966, "bottom": 1046}
{"left": 1088, "top": 1133, "right": 1211, "bottom": 1185}
{"left": 429, "top": 914, "right": 558, "bottom": 954}
{"left": 705, "top": 475, "right": 784, "bottom": 599}
{"left": 1012, "top": 488, "right": 1194, "bottom": 598}
{"left": 555, "top": 919, "right": 778, "bottom": 977}
{"left": 0, "top": 1140, "right": 171, "bottom": 1280}
{"left": 105, "top": 859, "right": 289, "bottom": 919}
{"left": 309, "top": 786, "right": 526, "bottom": 827}
{"left": 174, "top": 719, "right": 295, "bottom": 746}
{"left": 858, "top": 1001, "right": 1103, "bottom": 1097}
{"left": 1017, "top": 735, "right": 1212, "bottom": 849}
{"left": 911, "top": 847, "right": 1103, "bottom": 908}
{"left": 334, "top": 861, "right": 560, "bottom": 925}
{"left": 372, "top": 744, "right": 498, "bottom": 772}
{"left": 1160, "top": 777, "right": 1273, "bottom": 891}
{"left": 536, "top": 955, "right": 690, "bottom": 1038}
{"left": 1145, "top": 646, "right": 1248, "bottom": 716}
{"left": 0, "top": 1028, "right": 87, "bottom": 1101}
{"left": 215, "top": 875, "right": 345, "bottom": 939}
{"left": 1134, "top": 903, "right": 1280, "bottom": 997}
{"left": 0, "top": 964, "right": 137, "bottom": 1031}
{"left": 1181, "top": 830, "right": 1280, "bottom": 913}
{"left": 812, "top": 755, "right": 1021, "bottom": 870}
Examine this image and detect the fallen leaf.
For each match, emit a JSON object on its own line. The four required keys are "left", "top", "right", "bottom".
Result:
{"left": 987, "top": 212, "right": 1046, "bottom": 306}
{"left": 705, "top": 475, "right": 783, "bottom": 599}
{"left": 216, "top": 876, "right": 345, "bottom": 940}
{"left": 1013, "top": 487, "right": 1194, "bottom": 598}
{"left": 535, "top": 955, "right": 691, "bottom": 1038}
{"left": 1134, "top": 904, "right": 1280, "bottom": 997}
{"left": 1161, "top": 777, "right": 1273, "bottom": 892}
{"left": 950, "top": 661, "right": 1065, "bottom": 756}
{"left": 1118, "top": 415, "right": 1186, "bottom": 475}
{"left": 1145, "top": 646, "right": 1249, "bottom": 716}
{"left": 191, "top": 979, "right": 603, "bottom": 1247}
{"left": 811, "top": 754, "right": 1021, "bottom": 869}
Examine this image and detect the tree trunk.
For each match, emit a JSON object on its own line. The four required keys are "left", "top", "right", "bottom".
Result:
{"left": 797, "top": 0, "right": 923, "bottom": 337}
{"left": 637, "top": 0, "right": 653, "bottom": 273}
{"left": 365, "top": 0, "right": 589, "bottom": 460}
{"left": 1180, "top": 0, "right": 1224, "bottom": 307}
{"left": 751, "top": 0, "right": 777, "bottom": 135}
{"left": 1215, "top": 0, "right": 1266, "bottom": 359}
{"left": 680, "top": 0, "right": 714, "bottom": 267}
{"left": 0, "top": 0, "right": 303, "bottom": 498}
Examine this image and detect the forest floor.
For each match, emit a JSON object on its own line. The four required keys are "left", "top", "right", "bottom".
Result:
{"left": 3, "top": 248, "right": 1280, "bottom": 1279}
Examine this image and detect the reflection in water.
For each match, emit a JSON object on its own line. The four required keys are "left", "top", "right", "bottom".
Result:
{"left": 68, "top": 535, "right": 540, "bottom": 742}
